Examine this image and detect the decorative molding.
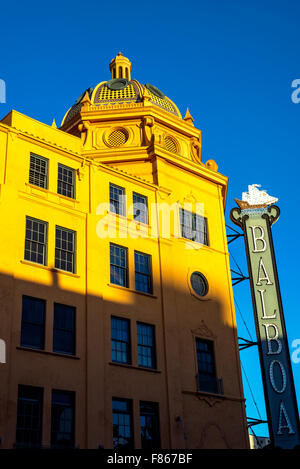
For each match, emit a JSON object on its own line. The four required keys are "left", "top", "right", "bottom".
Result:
{"left": 191, "top": 320, "right": 215, "bottom": 339}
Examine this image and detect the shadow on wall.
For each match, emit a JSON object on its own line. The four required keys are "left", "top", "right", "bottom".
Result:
{"left": 0, "top": 265, "right": 248, "bottom": 449}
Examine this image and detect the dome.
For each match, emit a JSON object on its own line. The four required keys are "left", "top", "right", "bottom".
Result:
{"left": 61, "top": 53, "right": 181, "bottom": 126}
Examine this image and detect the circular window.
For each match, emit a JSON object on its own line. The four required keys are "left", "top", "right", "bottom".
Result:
{"left": 164, "top": 136, "right": 178, "bottom": 154}
{"left": 107, "top": 128, "right": 128, "bottom": 147}
{"left": 190, "top": 272, "right": 208, "bottom": 297}
{"left": 145, "top": 83, "right": 165, "bottom": 99}
{"left": 106, "top": 78, "right": 129, "bottom": 90}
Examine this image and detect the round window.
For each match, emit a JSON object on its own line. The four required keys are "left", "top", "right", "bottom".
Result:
{"left": 190, "top": 272, "right": 208, "bottom": 297}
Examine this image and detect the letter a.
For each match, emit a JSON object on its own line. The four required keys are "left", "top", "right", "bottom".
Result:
{"left": 277, "top": 401, "right": 295, "bottom": 435}
{"left": 256, "top": 258, "right": 273, "bottom": 285}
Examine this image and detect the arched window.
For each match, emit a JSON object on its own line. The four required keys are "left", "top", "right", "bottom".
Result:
{"left": 119, "top": 67, "right": 123, "bottom": 78}
{"left": 113, "top": 68, "right": 116, "bottom": 79}
{"left": 125, "top": 68, "right": 129, "bottom": 80}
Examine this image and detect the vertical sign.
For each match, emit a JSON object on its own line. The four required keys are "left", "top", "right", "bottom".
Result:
{"left": 230, "top": 204, "right": 300, "bottom": 449}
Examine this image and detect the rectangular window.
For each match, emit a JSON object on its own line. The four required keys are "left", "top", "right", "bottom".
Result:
{"left": 20, "top": 296, "right": 46, "bottom": 350}
{"left": 112, "top": 398, "right": 133, "bottom": 449}
{"left": 133, "top": 192, "right": 148, "bottom": 224}
{"left": 140, "top": 401, "right": 160, "bottom": 449}
{"left": 57, "top": 163, "right": 75, "bottom": 199}
{"left": 179, "top": 208, "right": 209, "bottom": 245}
{"left": 29, "top": 153, "right": 48, "bottom": 189}
{"left": 16, "top": 385, "right": 43, "bottom": 448}
{"left": 111, "top": 316, "right": 131, "bottom": 364}
{"left": 110, "top": 243, "right": 128, "bottom": 287}
{"left": 53, "top": 303, "right": 76, "bottom": 355}
{"left": 51, "top": 390, "right": 75, "bottom": 448}
{"left": 55, "top": 226, "right": 76, "bottom": 273}
{"left": 137, "top": 323, "right": 156, "bottom": 369}
{"left": 109, "top": 183, "right": 126, "bottom": 216}
{"left": 135, "top": 251, "right": 152, "bottom": 294}
{"left": 24, "top": 216, "right": 48, "bottom": 265}
{"left": 196, "top": 338, "right": 220, "bottom": 394}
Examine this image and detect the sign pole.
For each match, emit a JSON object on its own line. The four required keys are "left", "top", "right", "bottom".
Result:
{"left": 230, "top": 192, "right": 300, "bottom": 449}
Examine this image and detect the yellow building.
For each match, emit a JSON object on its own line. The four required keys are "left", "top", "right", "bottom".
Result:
{"left": 0, "top": 53, "right": 249, "bottom": 449}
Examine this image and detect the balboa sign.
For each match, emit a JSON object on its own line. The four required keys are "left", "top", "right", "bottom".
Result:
{"left": 230, "top": 185, "right": 300, "bottom": 449}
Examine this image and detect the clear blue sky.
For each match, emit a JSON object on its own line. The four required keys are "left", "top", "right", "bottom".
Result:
{"left": 1, "top": 0, "right": 300, "bottom": 440}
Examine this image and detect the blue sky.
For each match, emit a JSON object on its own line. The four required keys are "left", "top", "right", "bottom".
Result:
{"left": 1, "top": 0, "right": 300, "bottom": 440}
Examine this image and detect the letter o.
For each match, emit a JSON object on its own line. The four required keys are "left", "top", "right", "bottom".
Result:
{"left": 269, "top": 360, "right": 287, "bottom": 393}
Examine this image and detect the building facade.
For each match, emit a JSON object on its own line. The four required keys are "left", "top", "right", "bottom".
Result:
{"left": 0, "top": 53, "right": 249, "bottom": 449}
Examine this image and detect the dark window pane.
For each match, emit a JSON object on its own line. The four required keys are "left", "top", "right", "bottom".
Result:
{"left": 24, "top": 217, "right": 47, "bottom": 265}
{"left": 109, "top": 183, "right": 125, "bottom": 216}
{"left": 55, "top": 227, "right": 76, "bottom": 273}
{"left": 133, "top": 192, "right": 148, "bottom": 224}
{"left": 53, "top": 303, "right": 76, "bottom": 355}
{"left": 112, "top": 398, "right": 133, "bottom": 449}
{"left": 21, "top": 296, "right": 45, "bottom": 349}
{"left": 110, "top": 244, "right": 128, "bottom": 287}
{"left": 140, "top": 401, "right": 160, "bottom": 449}
{"left": 137, "top": 323, "right": 156, "bottom": 369}
{"left": 196, "top": 338, "right": 219, "bottom": 393}
{"left": 16, "top": 385, "right": 43, "bottom": 448}
{"left": 179, "top": 208, "right": 209, "bottom": 245}
{"left": 135, "top": 252, "right": 152, "bottom": 294}
{"left": 29, "top": 153, "right": 48, "bottom": 189}
{"left": 51, "top": 391, "right": 75, "bottom": 448}
{"left": 111, "top": 317, "right": 131, "bottom": 364}
{"left": 57, "top": 164, "right": 75, "bottom": 199}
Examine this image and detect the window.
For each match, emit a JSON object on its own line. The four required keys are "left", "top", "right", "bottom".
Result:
{"left": 190, "top": 272, "right": 209, "bottom": 297}
{"left": 137, "top": 323, "right": 156, "bottom": 369}
{"left": 53, "top": 303, "right": 76, "bottom": 355}
{"left": 179, "top": 208, "right": 209, "bottom": 245}
{"left": 112, "top": 398, "right": 133, "bottom": 449}
{"left": 196, "top": 338, "right": 222, "bottom": 394}
{"left": 57, "top": 164, "right": 75, "bottom": 199}
{"left": 20, "top": 296, "right": 45, "bottom": 350}
{"left": 16, "top": 385, "right": 43, "bottom": 448}
{"left": 133, "top": 192, "right": 148, "bottom": 224}
{"left": 109, "top": 183, "right": 126, "bottom": 216}
{"left": 111, "top": 316, "right": 131, "bottom": 364}
{"left": 110, "top": 243, "right": 128, "bottom": 287}
{"left": 55, "top": 226, "right": 76, "bottom": 273}
{"left": 135, "top": 251, "right": 152, "bottom": 294}
{"left": 140, "top": 401, "right": 160, "bottom": 449}
{"left": 29, "top": 153, "right": 48, "bottom": 189}
{"left": 51, "top": 390, "right": 75, "bottom": 448}
{"left": 24, "top": 216, "right": 48, "bottom": 265}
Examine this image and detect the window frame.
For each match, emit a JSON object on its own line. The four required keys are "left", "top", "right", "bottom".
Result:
{"left": 51, "top": 389, "right": 75, "bottom": 449}
{"left": 110, "top": 243, "right": 129, "bottom": 288}
{"left": 20, "top": 295, "right": 46, "bottom": 350}
{"left": 24, "top": 216, "right": 48, "bottom": 266}
{"left": 109, "top": 183, "right": 126, "bottom": 217}
{"left": 57, "top": 163, "right": 76, "bottom": 199}
{"left": 137, "top": 322, "right": 156, "bottom": 369}
{"left": 16, "top": 385, "right": 44, "bottom": 449}
{"left": 112, "top": 397, "right": 134, "bottom": 449}
{"left": 179, "top": 208, "right": 209, "bottom": 246}
{"left": 133, "top": 192, "right": 148, "bottom": 225}
{"left": 55, "top": 226, "right": 76, "bottom": 274}
{"left": 53, "top": 303, "right": 76, "bottom": 355}
{"left": 29, "top": 153, "right": 49, "bottom": 190}
{"left": 139, "top": 401, "right": 160, "bottom": 449}
{"left": 134, "top": 251, "right": 153, "bottom": 294}
{"left": 111, "top": 316, "right": 131, "bottom": 365}
{"left": 195, "top": 337, "right": 220, "bottom": 394}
